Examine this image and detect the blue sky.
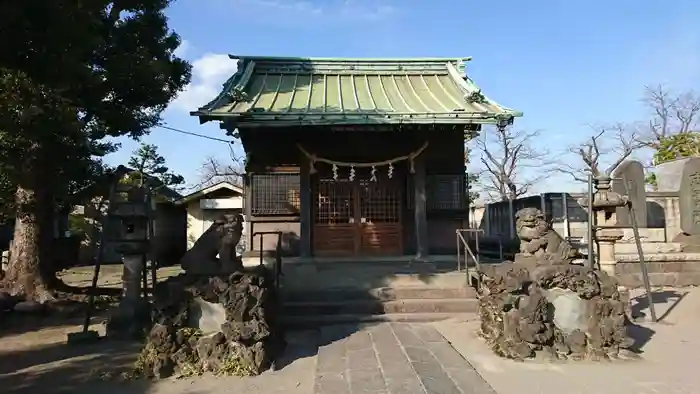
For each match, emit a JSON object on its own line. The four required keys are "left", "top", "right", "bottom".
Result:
{"left": 104, "top": 0, "right": 700, "bottom": 196}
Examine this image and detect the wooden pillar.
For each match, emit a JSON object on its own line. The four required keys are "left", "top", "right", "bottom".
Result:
{"left": 299, "top": 160, "right": 312, "bottom": 258}
{"left": 244, "top": 173, "right": 253, "bottom": 252}
{"left": 413, "top": 156, "right": 429, "bottom": 261}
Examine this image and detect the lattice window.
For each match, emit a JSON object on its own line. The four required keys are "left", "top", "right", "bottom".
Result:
{"left": 251, "top": 173, "right": 301, "bottom": 216}
{"left": 360, "top": 181, "right": 400, "bottom": 223}
{"left": 407, "top": 174, "right": 466, "bottom": 210}
{"left": 315, "top": 179, "right": 353, "bottom": 224}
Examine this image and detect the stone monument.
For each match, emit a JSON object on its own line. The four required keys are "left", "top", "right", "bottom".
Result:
{"left": 678, "top": 159, "right": 700, "bottom": 235}
{"left": 655, "top": 157, "right": 700, "bottom": 246}
{"left": 477, "top": 205, "right": 634, "bottom": 361}
{"left": 612, "top": 160, "right": 647, "bottom": 228}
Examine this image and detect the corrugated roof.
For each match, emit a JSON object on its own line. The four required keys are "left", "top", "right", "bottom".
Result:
{"left": 192, "top": 56, "right": 522, "bottom": 127}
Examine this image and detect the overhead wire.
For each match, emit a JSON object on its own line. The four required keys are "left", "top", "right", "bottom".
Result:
{"left": 155, "top": 124, "right": 235, "bottom": 144}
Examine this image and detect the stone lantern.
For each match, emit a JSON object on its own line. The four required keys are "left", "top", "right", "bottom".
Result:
{"left": 106, "top": 185, "right": 153, "bottom": 338}
{"left": 579, "top": 175, "right": 629, "bottom": 277}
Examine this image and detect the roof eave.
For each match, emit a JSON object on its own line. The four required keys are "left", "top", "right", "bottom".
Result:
{"left": 197, "top": 113, "right": 515, "bottom": 129}
{"left": 228, "top": 55, "right": 473, "bottom": 64}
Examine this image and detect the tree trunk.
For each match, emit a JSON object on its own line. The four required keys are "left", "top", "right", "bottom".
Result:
{"left": 1, "top": 173, "right": 55, "bottom": 302}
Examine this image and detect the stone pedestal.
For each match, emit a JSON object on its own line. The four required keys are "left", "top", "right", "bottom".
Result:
{"left": 106, "top": 254, "right": 150, "bottom": 339}
{"left": 122, "top": 254, "right": 144, "bottom": 302}
{"left": 476, "top": 262, "right": 634, "bottom": 361}
{"left": 597, "top": 230, "right": 623, "bottom": 277}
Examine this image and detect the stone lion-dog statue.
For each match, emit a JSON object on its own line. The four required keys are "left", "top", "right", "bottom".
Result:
{"left": 514, "top": 207, "right": 578, "bottom": 264}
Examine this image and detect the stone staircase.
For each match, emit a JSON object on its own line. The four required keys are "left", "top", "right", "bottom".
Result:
{"left": 280, "top": 285, "right": 478, "bottom": 329}
{"left": 277, "top": 259, "right": 479, "bottom": 329}
{"left": 615, "top": 242, "right": 683, "bottom": 255}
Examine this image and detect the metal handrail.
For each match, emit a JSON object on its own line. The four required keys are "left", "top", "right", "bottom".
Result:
{"left": 252, "top": 231, "right": 284, "bottom": 291}
{"left": 456, "top": 229, "right": 490, "bottom": 289}
{"left": 455, "top": 229, "right": 481, "bottom": 272}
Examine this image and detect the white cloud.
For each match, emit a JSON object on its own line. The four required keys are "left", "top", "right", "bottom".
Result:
{"left": 171, "top": 53, "right": 239, "bottom": 112}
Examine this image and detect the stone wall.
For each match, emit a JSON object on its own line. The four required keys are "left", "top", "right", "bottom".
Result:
{"left": 615, "top": 255, "right": 700, "bottom": 288}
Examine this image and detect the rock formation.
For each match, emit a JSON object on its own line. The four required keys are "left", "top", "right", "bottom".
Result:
{"left": 477, "top": 208, "right": 634, "bottom": 361}
{"left": 133, "top": 266, "right": 283, "bottom": 379}
{"left": 133, "top": 213, "right": 281, "bottom": 379}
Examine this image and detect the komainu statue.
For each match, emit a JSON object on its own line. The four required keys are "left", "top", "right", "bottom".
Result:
{"left": 515, "top": 207, "right": 578, "bottom": 264}
{"left": 180, "top": 213, "right": 245, "bottom": 274}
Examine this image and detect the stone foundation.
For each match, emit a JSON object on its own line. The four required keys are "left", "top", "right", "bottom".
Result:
{"left": 133, "top": 266, "right": 283, "bottom": 379}
{"left": 615, "top": 253, "right": 700, "bottom": 287}
{"left": 478, "top": 262, "right": 634, "bottom": 361}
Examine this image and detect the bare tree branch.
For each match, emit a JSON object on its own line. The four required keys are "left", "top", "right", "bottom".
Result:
{"left": 471, "top": 126, "right": 552, "bottom": 201}
{"left": 639, "top": 85, "right": 700, "bottom": 148}
{"left": 187, "top": 147, "right": 245, "bottom": 191}
{"left": 556, "top": 123, "right": 644, "bottom": 183}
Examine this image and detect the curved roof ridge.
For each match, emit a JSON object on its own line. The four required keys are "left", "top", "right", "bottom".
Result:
{"left": 228, "top": 55, "right": 472, "bottom": 63}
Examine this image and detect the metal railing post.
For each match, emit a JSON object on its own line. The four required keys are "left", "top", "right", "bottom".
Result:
{"left": 587, "top": 174, "right": 595, "bottom": 269}
{"left": 621, "top": 176, "right": 657, "bottom": 323}
{"left": 499, "top": 239, "right": 503, "bottom": 261}
{"left": 475, "top": 230, "right": 481, "bottom": 266}
{"left": 456, "top": 233, "right": 461, "bottom": 272}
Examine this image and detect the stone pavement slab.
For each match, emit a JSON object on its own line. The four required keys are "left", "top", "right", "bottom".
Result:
{"left": 314, "top": 322, "right": 496, "bottom": 394}
{"left": 435, "top": 287, "right": 700, "bottom": 394}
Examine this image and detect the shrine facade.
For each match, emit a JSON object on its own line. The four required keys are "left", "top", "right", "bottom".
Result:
{"left": 192, "top": 56, "right": 521, "bottom": 259}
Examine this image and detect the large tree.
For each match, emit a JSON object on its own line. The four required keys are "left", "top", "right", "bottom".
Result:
{"left": 639, "top": 85, "right": 700, "bottom": 188}
{"left": 0, "top": 1, "right": 191, "bottom": 301}
{"left": 472, "top": 126, "right": 551, "bottom": 201}
{"left": 557, "top": 123, "right": 644, "bottom": 183}
{"left": 127, "top": 143, "right": 185, "bottom": 192}
{"left": 190, "top": 151, "right": 245, "bottom": 191}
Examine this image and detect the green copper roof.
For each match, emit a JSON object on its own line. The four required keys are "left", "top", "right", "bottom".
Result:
{"left": 192, "top": 56, "right": 522, "bottom": 127}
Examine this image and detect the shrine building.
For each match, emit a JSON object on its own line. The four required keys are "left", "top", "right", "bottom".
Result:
{"left": 192, "top": 56, "right": 521, "bottom": 260}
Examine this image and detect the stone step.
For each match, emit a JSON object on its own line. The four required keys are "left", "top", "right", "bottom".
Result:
{"left": 280, "top": 312, "right": 478, "bottom": 330}
{"left": 281, "top": 286, "right": 476, "bottom": 303}
{"left": 615, "top": 242, "right": 683, "bottom": 254}
{"left": 616, "top": 252, "right": 700, "bottom": 262}
{"left": 282, "top": 298, "right": 478, "bottom": 317}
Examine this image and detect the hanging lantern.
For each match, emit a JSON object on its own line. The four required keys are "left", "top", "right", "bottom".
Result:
{"left": 370, "top": 166, "right": 377, "bottom": 182}
{"left": 349, "top": 165, "right": 356, "bottom": 181}
{"left": 388, "top": 163, "right": 394, "bottom": 179}
{"left": 332, "top": 164, "right": 338, "bottom": 180}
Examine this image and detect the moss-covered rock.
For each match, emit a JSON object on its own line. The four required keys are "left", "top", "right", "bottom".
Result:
{"left": 132, "top": 266, "right": 283, "bottom": 379}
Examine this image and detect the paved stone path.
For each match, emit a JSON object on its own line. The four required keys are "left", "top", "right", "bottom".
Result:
{"left": 435, "top": 287, "right": 700, "bottom": 394}
{"left": 314, "top": 323, "right": 495, "bottom": 394}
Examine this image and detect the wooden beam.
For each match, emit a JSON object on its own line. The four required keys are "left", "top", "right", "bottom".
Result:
{"left": 413, "top": 155, "right": 430, "bottom": 261}
{"left": 299, "top": 159, "right": 312, "bottom": 257}
{"left": 243, "top": 173, "right": 253, "bottom": 252}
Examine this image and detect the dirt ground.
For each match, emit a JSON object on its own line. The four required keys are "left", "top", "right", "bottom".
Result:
{"left": 0, "top": 264, "right": 314, "bottom": 394}
{"left": 2, "top": 265, "right": 698, "bottom": 394}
